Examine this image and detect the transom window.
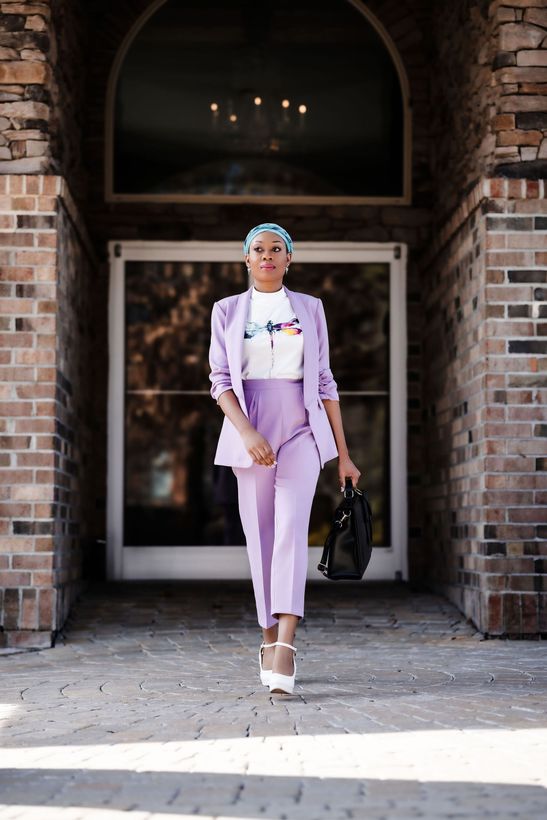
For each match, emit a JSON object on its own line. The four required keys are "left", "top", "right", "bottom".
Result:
{"left": 109, "top": 0, "right": 407, "bottom": 203}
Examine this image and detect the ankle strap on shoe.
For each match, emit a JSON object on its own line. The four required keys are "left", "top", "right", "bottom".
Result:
{"left": 273, "top": 641, "right": 297, "bottom": 653}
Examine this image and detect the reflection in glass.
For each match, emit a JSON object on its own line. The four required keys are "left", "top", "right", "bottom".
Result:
{"left": 125, "top": 260, "right": 246, "bottom": 392}
{"left": 124, "top": 262, "right": 247, "bottom": 546}
{"left": 124, "top": 260, "right": 390, "bottom": 548}
{"left": 124, "top": 392, "right": 245, "bottom": 547}
{"left": 295, "top": 262, "right": 390, "bottom": 391}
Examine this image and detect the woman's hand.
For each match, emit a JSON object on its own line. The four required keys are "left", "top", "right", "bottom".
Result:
{"left": 240, "top": 427, "right": 277, "bottom": 467}
{"left": 338, "top": 454, "right": 361, "bottom": 490}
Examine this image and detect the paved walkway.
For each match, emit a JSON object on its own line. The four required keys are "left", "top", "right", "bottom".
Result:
{"left": 1, "top": 580, "right": 546, "bottom": 819}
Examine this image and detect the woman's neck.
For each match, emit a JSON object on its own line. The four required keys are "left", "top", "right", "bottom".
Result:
{"left": 252, "top": 284, "right": 284, "bottom": 294}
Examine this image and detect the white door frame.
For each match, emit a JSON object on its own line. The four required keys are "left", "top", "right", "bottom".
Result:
{"left": 106, "top": 241, "right": 408, "bottom": 582}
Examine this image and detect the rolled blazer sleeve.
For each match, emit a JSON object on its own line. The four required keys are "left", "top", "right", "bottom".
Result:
{"left": 208, "top": 301, "right": 233, "bottom": 404}
{"left": 315, "top": 297, "right": 340, "bottom": 402}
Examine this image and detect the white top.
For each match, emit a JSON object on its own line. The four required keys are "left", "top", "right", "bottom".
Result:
{"left": 241, "top": 284, "right": 304, "bottom": 380}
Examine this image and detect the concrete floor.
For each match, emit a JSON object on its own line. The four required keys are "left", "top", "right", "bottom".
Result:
{"left": 0, "top": 580, "right": 546, "bottom": 819}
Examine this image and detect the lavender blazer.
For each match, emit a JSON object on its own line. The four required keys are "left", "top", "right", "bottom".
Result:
{"left": 208, "top": 284, "right": 340, "bottom": 469}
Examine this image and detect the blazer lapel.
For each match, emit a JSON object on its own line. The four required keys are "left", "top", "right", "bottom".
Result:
{"left": 226, "top": 284, "right": 252, "bottom": 405}
{"left": 227, "top": 283, "right": 318, "bottom": 411}
{"left": 284, "top": 285, "right": 318, "bottom": 410}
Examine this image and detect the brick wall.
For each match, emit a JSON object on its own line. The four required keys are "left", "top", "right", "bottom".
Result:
{"left": 0, "top": 175, "right": 102, "bottom": 648}
{"left": 1, "top": 0, "right": 546, "bottom": 645}
{"left": 420, "top": 176, "right": 547, "bottom": 635}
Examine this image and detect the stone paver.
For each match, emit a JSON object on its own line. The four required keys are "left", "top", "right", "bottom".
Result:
{"left": 1, "top": 580, "right": 546, "bottom": 819}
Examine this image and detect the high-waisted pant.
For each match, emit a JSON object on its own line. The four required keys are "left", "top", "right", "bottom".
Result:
{"left": 233, "top": 377, "right": 321, "bottom": 628}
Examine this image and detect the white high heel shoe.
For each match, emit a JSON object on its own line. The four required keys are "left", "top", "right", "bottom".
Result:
{"left": 268, "top": 641, "right": 297, "bottom": 694}
{"left": 258, "top": 641, "right": 276, "bottom": 686}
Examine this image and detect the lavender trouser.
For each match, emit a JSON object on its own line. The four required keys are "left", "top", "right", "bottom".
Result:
{"left": 232, "top": 377, "right": 321, "bottom": 628}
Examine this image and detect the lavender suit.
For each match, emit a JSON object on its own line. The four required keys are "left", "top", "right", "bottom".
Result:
{"left": 208, "top": 284, "right": 340, "bottom": 627}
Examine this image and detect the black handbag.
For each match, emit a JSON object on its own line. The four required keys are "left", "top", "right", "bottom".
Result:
{"left": 317, "top": 478, "right": 373, "bottom": 580}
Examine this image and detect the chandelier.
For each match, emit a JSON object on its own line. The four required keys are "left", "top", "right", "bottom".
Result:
{"left": 208, "top": 93, "right": 308, "bottom": 151}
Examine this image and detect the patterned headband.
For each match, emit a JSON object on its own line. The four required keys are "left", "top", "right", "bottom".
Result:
{"left": 243, "top": 223, "right": 294, "bottom": 255}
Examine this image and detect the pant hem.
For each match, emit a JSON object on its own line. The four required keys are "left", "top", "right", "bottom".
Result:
{"left": 271, "top": 611, "right": 303, "bottom": 622}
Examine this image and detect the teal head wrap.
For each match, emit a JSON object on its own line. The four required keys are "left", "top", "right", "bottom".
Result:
{"left": 243, "top": 223, "right": 293, "bottom": 255}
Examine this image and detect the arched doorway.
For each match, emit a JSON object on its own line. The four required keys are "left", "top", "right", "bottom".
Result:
{"left": 104, "top": 1, "right": 410, "bottom": 582}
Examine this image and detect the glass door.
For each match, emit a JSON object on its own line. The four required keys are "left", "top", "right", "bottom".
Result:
{"left": 107, "top": 242, "right": 407, "bottom": 581}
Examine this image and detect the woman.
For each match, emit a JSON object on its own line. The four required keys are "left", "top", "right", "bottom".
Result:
{"left": 208, "top": 222, "right": 361, "bottom": 694}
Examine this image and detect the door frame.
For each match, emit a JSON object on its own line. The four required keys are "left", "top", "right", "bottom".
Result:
{"left": 106, "top": 240, "right": 408, "bottom": 582}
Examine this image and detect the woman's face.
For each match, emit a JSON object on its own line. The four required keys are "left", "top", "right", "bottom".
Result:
{"left": 245, "top": 231, "right": 292, "bottom": 287}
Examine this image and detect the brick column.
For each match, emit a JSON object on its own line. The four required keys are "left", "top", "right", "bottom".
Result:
{"left": 481, "top": 177, "right": 547, "bottom": 634}
{"left": 420, "top": 176, "right": 547, "bottom": 636}
{"left": 1, "top": 175, "right": 57, "bottom": 647}
{"left": 0, "top": 174, "right": 101, "bottom": 649}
